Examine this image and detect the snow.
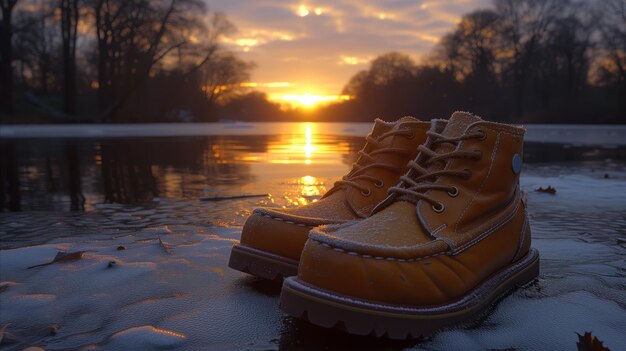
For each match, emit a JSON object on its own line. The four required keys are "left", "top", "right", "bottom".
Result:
{"left": 432, "top": 291, "right": 626, "bottom": 351}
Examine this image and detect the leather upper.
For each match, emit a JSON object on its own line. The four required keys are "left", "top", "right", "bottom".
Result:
{"left": 297, "top": 112, "right": 532, "bottom": 306}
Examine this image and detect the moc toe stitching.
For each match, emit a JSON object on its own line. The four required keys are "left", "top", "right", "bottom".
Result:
{"left": 259, "top": 213, "right": 312, "bottom": 228}
{"left": 253, "top": 208, "right": 338, "bottom": 228}
{"left": 309, "top": 239, "right": 448, "bottom": 262}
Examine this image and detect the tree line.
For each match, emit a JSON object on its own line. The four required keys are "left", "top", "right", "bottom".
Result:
{"left": 0, "top": 0, "right": 253, "bottom": 122}
{"left": 1, "top": 0, "right": 625, "bottom": 123}
{"left": 226, "top": 0, "right": 626, "bottom": 124}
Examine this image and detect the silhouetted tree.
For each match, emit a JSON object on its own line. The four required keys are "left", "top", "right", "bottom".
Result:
{"left": 340, "top": 52, "right": 420, "bottom": 118}
{"left": 218, "top": 91, "right": 286, "bottom": 121}
{"left": 90, "top": 0, "right": 246, "bottom": 121}
{"left": 595, "top": 0, "right": 626, "bottom": 116}
{"left": 531, "top": 11, "right": 595, "bottom": 121}
{"left": 495, "top": 0, "right": 564, "bottom": 117}
{"left": 200, "top": 52, "right": 255, "bottom": 107}
{"left": 440, "top": 9, "right": 501, "bottom": 116}
{"left": 12, "top": 2, "right": 59, "bottom": 93}
{"left": 0, "top": 143, "right": 21, "bottom": 211}
{"left": 60, "top": 0, "right": 78, "bottom": 115}
{"left": 0, "top": 0, "right": 19, "bottom": 115}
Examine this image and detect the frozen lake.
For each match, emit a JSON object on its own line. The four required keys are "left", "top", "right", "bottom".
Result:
{"left": 2, "top": 122, "right": 626, "bottom": 146}
{"left": 1, "top": 123, "right": 625, "bottom": 350}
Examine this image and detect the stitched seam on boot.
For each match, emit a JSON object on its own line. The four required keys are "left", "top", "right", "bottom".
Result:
{"left": 260, "top": 214, "right": 314, "bottom": 228}
{"left": 452, "top": 195, "right": 521, "bottom": 255}
{"left": 472, "top": 123, "right": 525, "bottom": 136}
{"left": 311, "top": 239, "right": 448, "bottom": 262}
{"left": 431, "top": 223, "right": 447, "bottom": 236}
{"left": 512, "top": 215, "right": 529, "bottom": 262}
{"left": 454, "top": 132, "right": 501, "bottom": 235}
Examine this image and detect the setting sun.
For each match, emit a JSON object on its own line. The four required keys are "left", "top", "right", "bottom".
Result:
{"left": 272, "top": 93, "right": 351, "bottom": 109}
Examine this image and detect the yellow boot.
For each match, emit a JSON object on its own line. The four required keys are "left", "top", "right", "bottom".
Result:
{"left": 280, "top": 112, "right": 539, "bottom": 338}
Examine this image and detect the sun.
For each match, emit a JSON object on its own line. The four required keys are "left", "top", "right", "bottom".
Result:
{"left": 299, "top": 93, "right": 318, "bottom": 107}
{"left": 271, "top": 92, "right": 351, "bottom": 109}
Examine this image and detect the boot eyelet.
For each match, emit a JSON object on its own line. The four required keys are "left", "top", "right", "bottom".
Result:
{"left": 374, "top": 180, "right": 384, "bottom": 188}
{"left": 432, "top": 202, "right": 445, "bottom": 213}
{"left": 477, "top": 129, "right": 487, "bottom": 140}
{"left": 406, "top": 131, "right": 416, "bottom": 139}
{"left": 448, "top": 186, "right": 459, "bottom": 197}
{"left": 361, "top": 189, "right": 372, "bottom": 197}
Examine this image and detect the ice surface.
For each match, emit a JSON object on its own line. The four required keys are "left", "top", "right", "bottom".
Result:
{"left": 1, "top": 158, "right": 625, "bottom": 350}
{"left": 2, "top": 123, "right": 625, "bottom": 145}
{"left": 108, "top": 326, "right": 187, "bottom": 350}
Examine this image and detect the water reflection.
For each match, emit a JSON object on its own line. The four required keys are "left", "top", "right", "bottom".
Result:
{"left": 1, "top": 123, "right": 625, "bottom": 212}
{"left": 0, "top": 126, "right": 362, "bottom": 212}
{"left": 284, "top": 175, "right": 327, "bottom": 207}
{"left": 0, "top": 144, "right": 20, "bottom": 211}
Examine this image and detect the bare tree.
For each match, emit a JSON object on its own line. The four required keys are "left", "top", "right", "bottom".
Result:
{"left": 342, "top": 70, "right": 371, "bottom": 97}
{"left": 60, "top": 0, "right": 78, "bottom": 114}
{"left": 441, "top": 10, "right": 500, "bottom": 81}
{"left": 12, "top": 3, "right": 59, "bottom": 93}
{"left": 546, "top": 10, "right": 595, "bottom": 98}
{"left": 594, "top": 0, "right": 626, "bottom": 115}
{"left": 367, "top": 52, "right": 417, "bottom": 86}
{"left": 200, "top": 52, "right": 255, "bottom": 106}
{"left": 91, "top": 0, "right": 238, "bottom": 120}
{"left": 0, "top": 0, "right": 19, "bottom": 114}
{"left": 495, "top": 0, "right": 564, "bottom": 115}
{"left": 596, "top": 0, "right": 626, "bottom": 84}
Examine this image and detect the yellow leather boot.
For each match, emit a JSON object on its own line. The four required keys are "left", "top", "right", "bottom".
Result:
{"left": 229, "top": 117, "right": 431, "bottom": 280}
{"left": 280, "top": 112, "right": 539, "bottom": 338}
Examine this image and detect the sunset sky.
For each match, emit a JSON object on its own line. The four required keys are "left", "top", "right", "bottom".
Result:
{"left": 205, "top": 0, "right": 491, "bottom": 107}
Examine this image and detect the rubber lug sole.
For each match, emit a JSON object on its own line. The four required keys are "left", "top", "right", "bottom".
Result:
{"left": 279, "top": 248, "right": 540, "bottom": 339}
{"left": 228, "top": 243, "right": 299, "bottom": 281}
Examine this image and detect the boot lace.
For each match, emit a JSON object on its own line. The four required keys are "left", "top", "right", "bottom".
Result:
{"left": 388, "top": 129, "right": 485, "bottom": 211}
{"left": 333, "top": 129, "right": 415, "bottom": 196}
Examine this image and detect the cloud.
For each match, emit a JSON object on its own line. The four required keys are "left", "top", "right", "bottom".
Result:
{"left": 205, "top": 0, "right": 492, "bottom": 94}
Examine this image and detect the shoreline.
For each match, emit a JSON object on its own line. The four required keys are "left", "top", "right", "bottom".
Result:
{"left": 2, "top": 122, "right": 626, "bottom": 146}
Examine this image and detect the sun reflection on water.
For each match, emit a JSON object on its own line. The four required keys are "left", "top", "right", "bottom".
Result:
{"left": 198, "top": 123, "right": 357, "bottom": 173}
{"left": 284, "top": 175, "right": 326, "bottom": 206}
{"left": 299, "top": 175, "right": 323, "bottom": 197}
{"left": 193, "top": 123, "right": 358, "bottom": 207}
{"left": 266, "top": 123, "right": 338, "bottom": 165}
{"left": 304, "top": 126, "right": 314, "bottom": 164}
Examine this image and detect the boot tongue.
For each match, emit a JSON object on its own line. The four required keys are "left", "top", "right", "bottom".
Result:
{"left": 344, "top": 116, "right": 420, "bottom": 217}
{"left": 433, "top": 111, "right": 482, "bottom": 154}
{"left": 407, "top": 111, "right": 480, "bottom": 186}
{"left": 441, "top": 111, "right": 482, "bottom": 138}
{"left": 385, "top": 112, "right": 481, "bottom": 206}
{"left": 398, "top": 115, "right": 419, "bottom": 122}
{"left": 370, "top": 116, "right": 419, "bottom": 138}
{"left": 369, "top": 119, "right": 395, "bottom": 138}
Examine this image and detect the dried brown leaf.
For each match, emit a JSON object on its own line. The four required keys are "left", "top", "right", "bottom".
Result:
{"left": 27, "top": 251, "right": 85, "bottom": 269}
{"left": 577, "top": 332, "right": 611, "bottom": 351}
{"left": 158, "top": 237, "right": 172, "bottom": 255}
{"left": 536, "top": 186, "right": 557, "bottom": 194}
